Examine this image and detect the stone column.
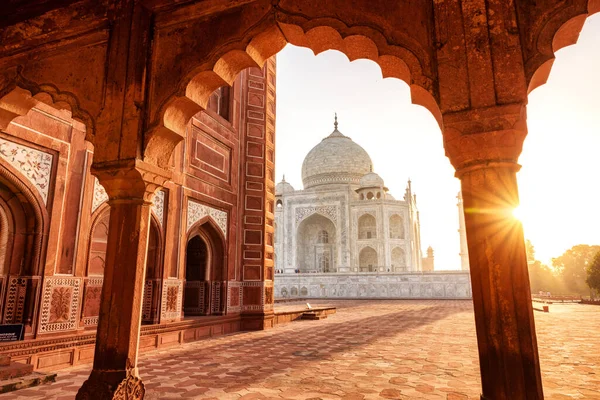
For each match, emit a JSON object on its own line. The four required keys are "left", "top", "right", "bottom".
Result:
{"left": 444, "top": 106, "right": 544, "bottom": 400}
{"left": 77, "top": 161, "right": 169, "bottom": 400}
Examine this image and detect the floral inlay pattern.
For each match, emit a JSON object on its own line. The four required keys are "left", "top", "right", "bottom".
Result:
{"left": 166, "top": 286, "right": 178, "bottom": 312}
{"left": 92, "top": 177, "right": 108, "bottom": 212}
{"left": 295, "top": 205, "right": 338, "bottom": 225}
{"left": 187, "top": 200, "right": 228, "bottom": 237}
{"left": 50, "top": 287, "right": 72, "bottom": 323}
{"left": 152, "top": 190, "right": 165, "bottom": 226}
{"left": 39, "top": 277, "right": 81, "bottom": 333}
{"left": 0, "top": 138, "right": 53, "bottom": 204}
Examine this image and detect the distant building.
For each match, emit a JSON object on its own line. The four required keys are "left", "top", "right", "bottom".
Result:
{"left": 457, "top": 192, "right": 470, "bottom": 271}
{"left": 274, "top": 115, "right": 430, "bottom": 274}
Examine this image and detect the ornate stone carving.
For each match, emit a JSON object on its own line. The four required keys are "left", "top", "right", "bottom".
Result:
{"left": 295, "top": 205, "right": 337, "bottom": 225}
{"left": 39, "top": 277, "right": 81, "bottom": 333}
{"left": 92, "top": 177, "right": 109, "bottom": 212}
{"left": 4, "top": 276, "right": 28, "bottom": 323}
{"left": 227, "top": 282, "right": 242, "bottom": 312}
{"left": 141, "top": 280, "right": 153, "bottom": 321}
{"left": 187, "top": 200, "right": 228, "bottom": 237}
{"left": 0, "top": 138, "right": 53, "bottom": 204}
{"left": 82, "top": 285, "right": 101, "bottom": 326}
{"left": 76, "top": 368, "right": 145, "bottom": 400}
{"left": 113, "top": 370, "right": 145, "bottom": 400}
{"left": 160, "top": 280, "right": 182, "bottom": 320}
{"left": 152, "top": 190, "right": 165, "bottom": 226}
{"left": 166, "top": 286, "right": 178, "bottom": 313}
{"left": 49, "top": 287, "right": 72, "bottom": 323}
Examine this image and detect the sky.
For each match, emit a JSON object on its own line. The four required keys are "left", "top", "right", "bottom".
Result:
{"left": 274, "top": 15, "right": 600, "bottom": 270}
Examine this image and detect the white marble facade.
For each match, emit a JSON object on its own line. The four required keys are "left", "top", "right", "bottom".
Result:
{"left": 275, "top": 272, "right": 472, "bottom": 299}
{"left": 275, "top": 117, "right": 424, "bottom": 274}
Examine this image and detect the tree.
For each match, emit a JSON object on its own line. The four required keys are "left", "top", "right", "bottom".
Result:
{"left": 552, "top": 245, "right": 600, "bottom": 295}
{"left": 526, "top": 240, "right": 561, "bottom": 294}
{"left": 586, "top": 251, "right": 600, "bottom": 299}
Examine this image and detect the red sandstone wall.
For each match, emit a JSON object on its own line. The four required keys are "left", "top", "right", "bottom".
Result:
{"left": 0, "top": 61, "right": 274, "bottom": 369}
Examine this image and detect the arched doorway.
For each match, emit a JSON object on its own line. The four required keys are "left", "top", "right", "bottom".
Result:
{"left": 358, "top": 214, "right": 377, "bottom": 239}
{"left": 359, "top": 246, "right": 378, "bottom": 272}
{"left": 82, "top": 208, "right": 165, "bottom": 327}
{"left": 0, "top": 166, "right": 48, "bottom": 335}
{"left": 142, "top": 216, "right": 163, "bottom": 324}
{"left": 296, "top": 214, "right": 336, "bottom": 273}
{"left": 391, "top": 247, "right": 406, "bottom": 272}
{"left": 184, "top": 220, "right": 226, "bottom": 317}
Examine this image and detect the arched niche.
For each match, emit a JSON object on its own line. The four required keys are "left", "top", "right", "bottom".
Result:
{"left": 296, "top": 213, "right": 336, "bottom": 273}
{"left": 358, "top": 214, "right": 377, "bottom": 239}
{"left": 391, "top": 247, "right": 406, "bottom": 272}
{"left": 389, "top": 214, "right": 405, "bottom": 239}
{"left": 184, "top": 218, "right": 227, "bottom": 317}
{"left": 359, "top": 246, "right": 378, "bottom": 272}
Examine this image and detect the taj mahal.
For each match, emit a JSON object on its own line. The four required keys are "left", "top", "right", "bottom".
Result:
{"left": 274, "top": 116, "right": 471, "bottom": 299}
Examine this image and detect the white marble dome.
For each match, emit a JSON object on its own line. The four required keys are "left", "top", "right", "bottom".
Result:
{"left": 302, "top": 118, "right": 372, "bottom": 189}
{"left": 276, "top": 178, "right": 295, "bottom": 195}
{"left": 359, "top": 172, "right": 384, "bottom": 188}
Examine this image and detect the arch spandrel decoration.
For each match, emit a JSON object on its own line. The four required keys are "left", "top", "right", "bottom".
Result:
{"left": 92, "top": 180, "right": 166, "bottom": 225}
{"left": 186, "top": 200, "right": 228, "bottom": 238}
{"left": 153, "top": 190, "right": 166, "bottom": 226}
{"left": 0, "top": 138, "right": 53, "bottom": 205}
{"left": 295, "top": 205, "right": 338, "bottom": 226}
{"left": 91, "top": 177, "right": 108, "bottom": 213}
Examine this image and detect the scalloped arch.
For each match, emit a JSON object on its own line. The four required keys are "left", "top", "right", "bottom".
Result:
{"left": 0, "top": 83, "right": 95, "bottom": 143}
{"left": 148, "top": 21, "right": 442, "bottom": 168}
{"left": 528, "top": 1, "right": 600, "bottom": 94}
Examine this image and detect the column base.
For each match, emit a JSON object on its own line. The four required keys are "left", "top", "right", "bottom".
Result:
{"left": 76, "top": 369, "right": 145, "bottom": 400}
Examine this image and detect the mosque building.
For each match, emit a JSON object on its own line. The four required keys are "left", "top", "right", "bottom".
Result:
{"left": 273, "top": 116, "right": 471, "bottom": 300}
{"left": 274, "top": 115, "right": 432, "bottom": 275}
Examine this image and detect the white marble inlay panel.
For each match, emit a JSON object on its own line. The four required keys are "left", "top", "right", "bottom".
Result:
{"left": 295, "top": 205, "right": 337, "bottom": 225}
{"left": 91, "top": 177, "right": 108, "bottom": 212}
{"left": 187, "top": 200, "right": 228, "bottom": 238}
{"left": 0, "top": 138, "right": 53, "bottom": 204}
{"left": 153, "top": 190, "right": 165, "bottom": 226}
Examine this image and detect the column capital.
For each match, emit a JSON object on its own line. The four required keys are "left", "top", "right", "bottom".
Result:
{"left": 91, "top": 159, "right": 171, "bottom": 203}
{"left": 443, "top": 104, "right": 527, "bottom": 176}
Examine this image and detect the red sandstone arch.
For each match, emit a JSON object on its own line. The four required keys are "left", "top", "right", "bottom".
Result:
{"left": 527, "top": 1, "right": 600, "bottom": 94}
{"left": 184, "top": 217, "right": 227, "bottom": 316}
{"left": 0, "top": 159, "right": 49, "bottom": 334}
{"left": 143, "top": 214, "right": 164, "bottom": 324}
{"left": 148, "top": 22, "right": 442, "bottom": 168}
{"left": 86, "top": 205, "right": 111, "bottom": 277}
{"left": 0, "top": 84, "right": 95, "bottom": 143}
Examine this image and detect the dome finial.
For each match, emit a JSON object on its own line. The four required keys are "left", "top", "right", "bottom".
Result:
{"left": 282, "top": 174, "right": 286, "bottom": 182}
{"left": 334, "top": 112, "right": 338, "bottom": 131}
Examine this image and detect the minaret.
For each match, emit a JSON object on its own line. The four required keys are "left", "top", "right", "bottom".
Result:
{"left": 457, "top": 191, "right": 470, "bottom": 271}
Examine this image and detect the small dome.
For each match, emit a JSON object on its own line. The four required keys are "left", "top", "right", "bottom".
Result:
{"left": 276, "top": 177, "right": 295, "bottom": 195}
{"left": 359, "top": 172, "right": 384, "bottom": 188}
{"left": 302, "top": 115, "right": 372, "bottom": 189}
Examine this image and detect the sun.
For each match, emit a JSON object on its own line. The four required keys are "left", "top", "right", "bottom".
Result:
{"left": 512, "top": 205, "right": 524, "bottom": 222}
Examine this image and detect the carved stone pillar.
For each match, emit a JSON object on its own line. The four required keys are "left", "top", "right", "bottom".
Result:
{"left": 444, "top": 105, "right": 544, "bottom": 400}
{"left": 76, "top": 160, "right": 169, "bottom": 400}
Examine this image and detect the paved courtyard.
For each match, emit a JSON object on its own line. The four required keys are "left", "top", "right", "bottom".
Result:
{"left": 2, "top": 300, "right": 599, "bottom": 399}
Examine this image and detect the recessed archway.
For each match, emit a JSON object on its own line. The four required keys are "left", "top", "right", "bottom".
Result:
{"left": 296, "top": 213, "right": 336, "bottom": 273}
{"left": 184, "top": 219, "right": 227, "bottom": 317}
